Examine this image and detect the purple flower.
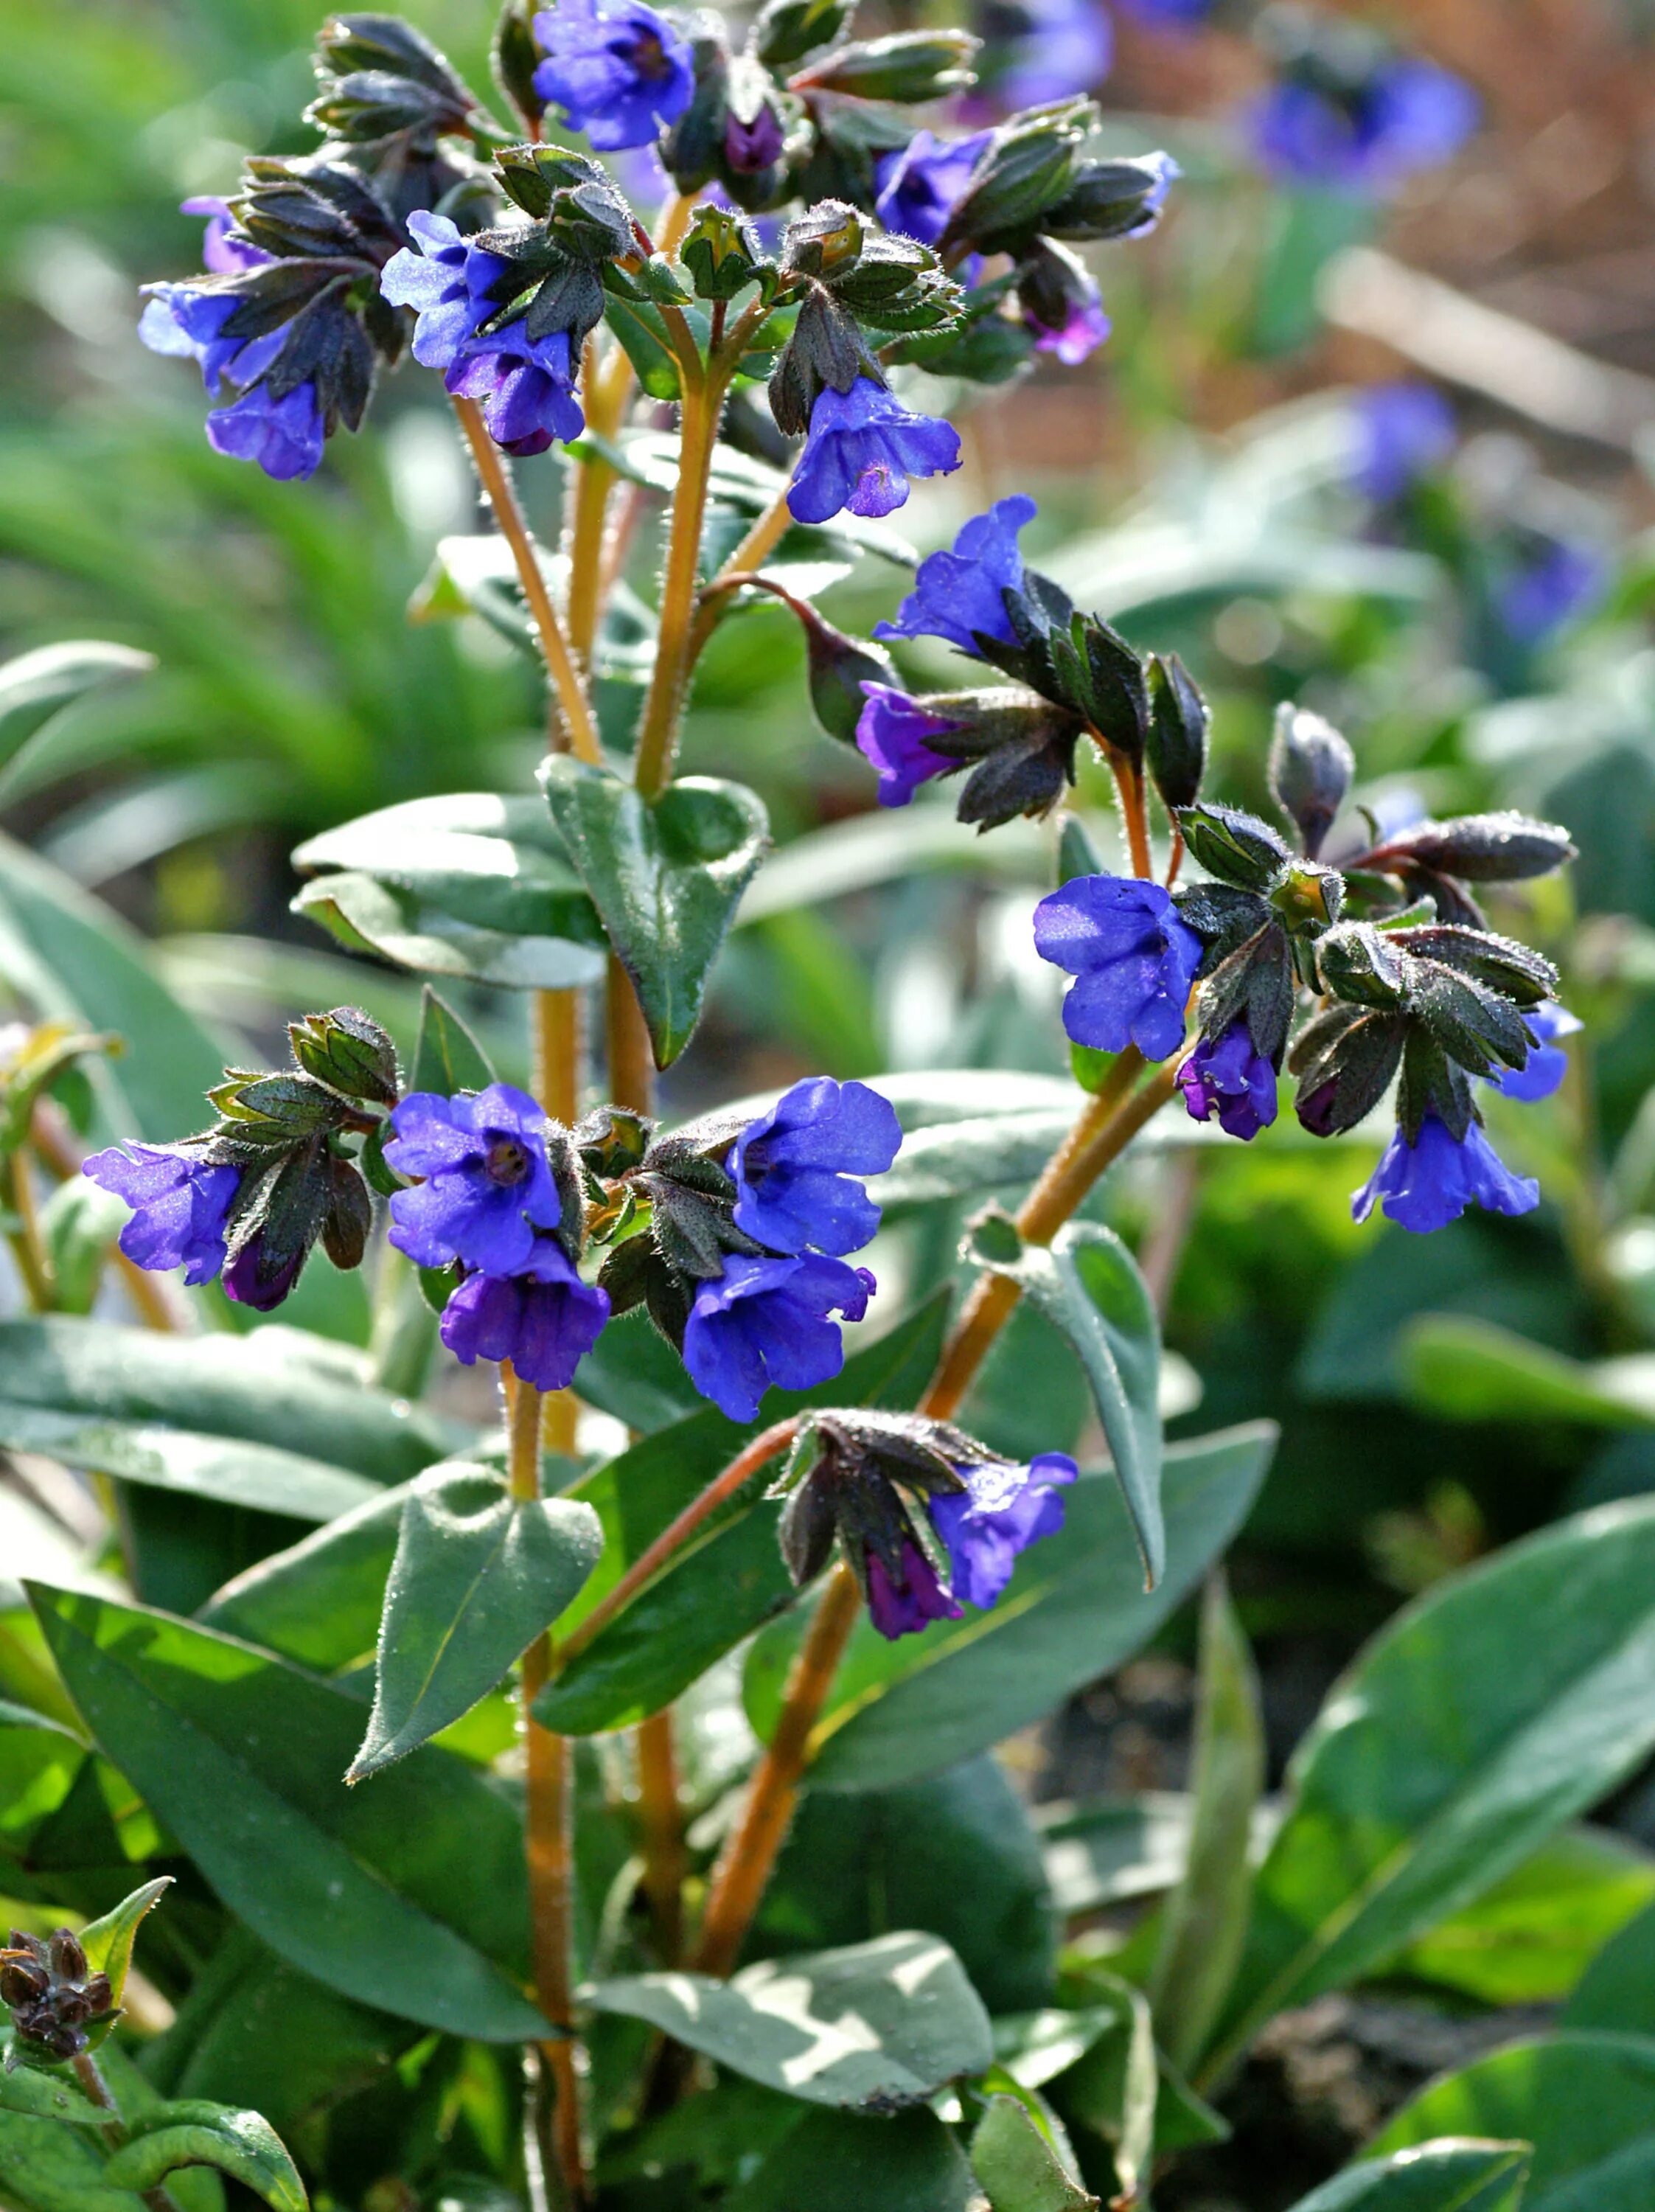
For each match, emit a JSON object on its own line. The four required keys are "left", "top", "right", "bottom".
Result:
{"left": 440, "top": 1239, "right": 611, "bottom": 1389}
{"left": 725, "top": 104, "right": 786, "bottom": 173}
{"left": 180, "top": 195, "right": 269, "bottom": 276}
{"left": 1114, "top": 0, "right": 1213, "bottom": 25}
{"left": 787, "top": 378, "right": 963, "bottom": 526}
{"left": 223, "top": 1234, "right": 304, "bottom": 1312}
{"left": 681, "top": 1253, "right": 874, "bottom": 1423}
{"left": 384, "top": 1085, "right": 567, "bottom": 1277}
{"left": 1179, "top": 1020, "right": 1279, "bottom": 1140}
{"left": 866, "top": 1540, "right": 963, "bottom": 1639}
{"left": 138, "top": 284, "right": 284, "bottom": 398}
{"left": 989, "top": 0, "right": 1113, "bottom": 109}
{"left": 874, "top": 495, "right": 1036, "bottom": 658}
{"left": 447, "top": 325, "right": 585, "bottom": 456}
{"left": 1028, "top": 284, "right": 1111, "bottom": 366}
{"left": 926, "top": 1453, "right": 1076, "bottom": 1610}
{"left": 1496, "top": 540, "right": 1606, "bottom": 647}
{"left": 1486, "top": 1001, "right": 1581, "bottom": 1105}
{"left": 206, "top": 380, "right": 327, "bottom": 481}
{"left": 532, "top": 0, "right": 694, "bottom": 151}
{"left": 82, "top": 1143, "right": 238, "bottom": 1287}
{"left": 1352, "top": 1113, "right": 1539, "bottom": 1235}
{"left": 1250, "top": 60, "right": 1479, "bottom": 192}
{"left": 854, "top": 684, "right": 961, "bottom": 807}
{"left": 1034, "top": 874, "right": 1202, "bottom": 1061}
{"left": 731, "top": 1077, "right": 902, "bottom": 1258}
{"left": 1354, "top": 382, "right": 1454, "bottom": 501}
{"left": 874, "top": 129, "right": 993, "bottom": 250}
{"left": 380, "top": 211, "right": 497, "bottom": 369}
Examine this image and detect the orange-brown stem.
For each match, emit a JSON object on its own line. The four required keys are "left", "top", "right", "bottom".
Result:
{"left": 636, "top": 1712, "right": 686, "bottom": 1964}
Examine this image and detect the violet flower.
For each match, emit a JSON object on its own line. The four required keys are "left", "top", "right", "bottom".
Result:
{"left": 1179, "top": 1020, "right": 1279, "bottom": 1140}
{"left": 206, "top": 381, "right": 327, "bottom": 481}
{"left": 1034, "top": 874, "right": 1203, "bottom": 1060}
{"left": 440, "top": 1239, "right": 611, "bottom": 1390}
{"left": 1485, "top": 1001, "right": 1581, "bottom": 1105}
{"left": 1352, "top": 1113, "right": 1539, "bottom": 1234}
{"left": 874, "top": 129, "right": 993, "bottom": 250}
{"left": 787, "top": 378, "right": 963, "bottom": 526}
{"left": 854, "top": 685, "right": 962, "bottom": 807}
{"left": 731, "top": 1077, "right": 902, "bottom": 1259}
{"left": 926, "top": 1453, "right": 1077, "bottom": 1610}
{"left": 874, "top": 495, "right": 1036, "bottom": 658}
{"left": 866, "top": 1541, "right": 964, "bottom": 1638}
{"left": 1028, "top": 284, "right": 1111, "bottom": 366}
{"left": 82, "top": 1143, "right": 238, "bottom": 1287}
{"left": 681, "top": 1253, "right": 874, "bottom": 1423}
{"left": 1353, "top": 381, "right": 1454, "bottom": 501}
{"left": 384, "top": 1085, "right": 567, "bottom": 1277}
{"left": 532, "top": 0, "right": 694, "bottom": 150}
{"left": 1250, "top": 59, "right": 1479, "bottom": 192}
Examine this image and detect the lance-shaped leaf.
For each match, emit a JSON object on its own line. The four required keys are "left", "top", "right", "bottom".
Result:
{"left": 586, "top": 1931, "right": 992, "bottom": 2109}
{"left": 408, "top": 984, "right": 495, "bottom": 1096}
{"left": 0, "top": 2053, "right": 110, "bottom": 2129}
{"left": 79, "top": 1877, "right": 173, "bottom": 2012}
{"left": 1369, "top": 2034, "right": 1655, "bottom": 2210}
{"left": 1147, "top": 1575, "right": 1264, "bottom": 2072}
{"left": 540, "top": 759, "right": 770, "bottom": 1066}
{"left": 730, "top": 2104, "right": 978, "bottom": 2211}
{"left": 349, "top": 1462, "right": 602, "bottom": 1780}
{"left": 103, "top": 2105, "right": 305, "bottom": 2211}
{"left": 968, "top": 1218, "right": 1163, "bottom": 1586}
{"left": 1048, "top": 1970, "right": 1157, "bottom": 2202}
{"left": 1289, "top": 2140, "right": 1530, "bottom": 2212}
{"left": 1567, "top": 1893, "right": 1655, "bottom": 2037}
{"left": 29, "top": 1584, "right": 546, "bottom": 2042}
{"left": 1203, "top": 1497, "right": 1655, "bottom": 2077}
{"left": 0, "top": 641, "right": 154, "bottom": 804}
{"left": 292, "top": 793, "right": 607, "bottom": 992}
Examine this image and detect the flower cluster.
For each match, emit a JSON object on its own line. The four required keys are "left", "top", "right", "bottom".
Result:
{"left": 1249, "top": 13, "right": 1478, "bottom": 193}
{"left": 1, "top": 1928, "right": 115, "bottom": 2064}
{"left": 775, "top": 1410, "right": 1077, "bottom": 1639}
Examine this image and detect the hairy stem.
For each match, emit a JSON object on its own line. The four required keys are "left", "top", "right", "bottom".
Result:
{"left": 451, "top": 394, "right": 602, "bottom": 767}
{"left": 633, "top": 365, "right": 722, "bottom": 798}
{"left": 509, "top": 1374, "right": 586, "bottom": 2207}
{"left": 565, "top": 335, "right": 638, "bottom": 666}
{"left": 636, "top": 1713, "right": 686, "bottom": 1963}
{"left": 691, "top": 1054, "right": 1182, "bottom": 1975}
{"left": 685, "top": 486, "right": 797, "bottom": 667}
{"left": 1107, "top": 748, "right": 1154, "bottom": 880}
{"left": 604, "top": 950, "right": 655, "bottom": 1113}
{"left": 71, "top": 2053, "right": 181, "bottom": 2212}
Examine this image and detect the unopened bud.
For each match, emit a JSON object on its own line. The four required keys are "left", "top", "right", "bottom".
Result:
{"left": 1146, "top": 653, "right": 1208, "bottom": 813}
{"left": 1269, "top": 705, "right": 1354, "bottom": 859}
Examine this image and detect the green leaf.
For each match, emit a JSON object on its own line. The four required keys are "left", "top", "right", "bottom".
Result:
{"left": 725, "top": 2106, "right": 978, "bottom": 2211}
{"left": 29, "top": 1583, "right": 546, "bottom": 2042}
{"left": 540, "top": 759, "right": 769, "bottom": 1067}
{"left": 600, "top": 298, "right": 682, "bottom": 400}
{"left": 197, "top": 1486, "right": 408, "bottom": 1673}
{"left": 0, "top": 1697, "right": 84, "bottom": 1857}
{"left": 36, "top": 1176, "right": 127, "bottom": 1315}
{"left": 1205, "top": 1498, "right": 1655, "bottom": 2077}
{"left": 0, "top": 833, "right": 227, "bottom": 1145}
{"left": 1393, "top": 1827, "right": 1655, "bottom": 2007}
{"left": 1367, "top": 2034, "right": 1655, "bottom": 2209}
{"left": 291, "top": 793, "right": 607, "bottom": 993}
{"left": 764, "top": 1425, "right": 1273, "bottom": 1795}
{"left": 0, "top": 2110, "right": 146, "bottom": 2212}
{"left": 103, "top": 2107, "right": 306, "bottom": 2211}
{"left": 0, "top": 2046, "right": 110, "bottom": 2128}
{"left": 1147, "top": 1574, "right": 1264, "bottom": 2071}
{"left": 754, "top": 1756, "right": 1056, "bottom": 2015}
{"left": 80, "top": 1874, "right": 173, "bottom": 2009}
{"left": 976, "top": 1221, "right": 1163, "bottom": 1586}
{"left": 349, "top": 1462, "right": 601, "bottom": 1779}
{"left": 1567, "top": 1895, "right": 1655, "bottom": 2036}
{"left": 0, "top": 1317, "right": 457, "bottom": 1485}
{"left": 586, "top": 1930, "right": 992, "bottom": 2108}
{"left": 534, "top": 1297, "right": 948, "bottom": 1733}
{"left": 1287, "top": 2140, "right": 1530, "bottom": 2211}
{"left": 1032, "top": 1794, "right": 1199, "bottom": 1916}
{"left": 408, "top": 984, "right": 495, "bottom": 1096}
{"left": 0, "top": 641, "right": 155, "bottom": 806}
{"left": 972, "top": 2094, "right": 1098, "bottom": 2212}
{"left": 1400, "top": 1315, "right": 1655, "bottom": 1429}
{"left": 1047, "top": 1972, "right": 1157, "bottom": 2203}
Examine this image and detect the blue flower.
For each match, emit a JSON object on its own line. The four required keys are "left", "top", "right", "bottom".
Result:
{"left": 1034, "top": 874, "right": 1202, "bottom": 1060}
{"left": 447, "top": 325, "right": 585, "bottom": 456}
{"left": 223, "top": 1232, "right": 304, "bottom": 1312}
{"left": 926, "top": 1453, "right": 1076, "bottom": 1610}
{"left": 787, "top": 378, "right": 963, "bottom": 526}
{"left": 1486, "top": 1001, "right": 1581, "bottom": 1104}
{"left": 1114, "top": 0, "right": 1213, "bottom": 25}
{"left": 180, "top": 195, "right": 269, "bottom": 276}
{"left": 379, "top": 210, "right": 498, "bottom": 369}
{"left": 874, "top": 129, "right": 993, "bottom": 251}
{"left": 874, "top": 495, "right": 1036, "bottom": 658}
{"left": 854, "top": 685, "right": 961, "bottom": 807}
{"left": 1354, "top": 381, "right": 1454, "bottom": 501}
{"left": 1495, "top": 540, "right": 1606, "bottom": 647}
{"left": 206, "top": 380, "right": 327, "bottom": 481}
{"left": 988, "top": 0, "right": 1113, "bottom": 109}
{"left": 681, "top": 1253, "right": 874, "bottom": 1423}
{"left": 532, "top": 0, "right": 694, "bottom": 150}
{"left": 83, "top": 1143, "right": 238, "bottom": 1287}
{"left": 732, "top": 1077, "right": 902, "bottom": 1259}
{"left": 385, "top": 1084, "right": 566, "bottom": 1277}
{"left": 1178, "top": 1020, "right": 1279, "bottom": 1140}
{"left": 1250, "top": 60, "right": 1478, "bottom": 192}
{"left": 440, "top": 1239, "right": 611, "bottom": 1389}
{"left": 866, "top": 1540, "right": 962, "bottom": 1639}
{"left": 1352, "top": 1113, "right": 1539, "bottom": 1234}
{"left": 139, "top": 283, "right": 284, "bottom": 398}
{"left": 1028, "top": 283, "right": 1111, "bottom": 366}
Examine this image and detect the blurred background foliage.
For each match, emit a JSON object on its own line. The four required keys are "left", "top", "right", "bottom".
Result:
{"left": 4, "top": 0, "right": 1655, "bottom": 1785}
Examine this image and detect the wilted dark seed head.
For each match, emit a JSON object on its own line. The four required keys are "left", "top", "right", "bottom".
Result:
{"left": 1, "top": 1958, "right": 49, "bottom": 2008}
{"left": 47, "top": 1930, "right": 88, "bottom": 1983}
{"left": 53, "top": 1989, "right": 91, "bottom": 2028}
{"left": 46, "top": 2022, "right": 88, "bottom": 2059}
{"left": 83, "top": 1975, "right": 112, "bottom": 2017}
{"left": 484, "top": 1138, "right": 530, "bottom": 1186}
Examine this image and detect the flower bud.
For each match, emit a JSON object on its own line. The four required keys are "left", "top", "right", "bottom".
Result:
{"left": 797, "top": 30, "right": 980, "bottom": 102}
{"left": 1269, "top": 704, "right": 1354, "bottom": 859}
{"left": 1146, "top": 652, "right": 1208, "bottom": 813}
{"left": 1369, "top": 811, "right": 1576, "bottom": 883}
{"left": 1316, "top": 920, "right": 1408, "bottom": 1008}
{"left": 938, "top": 97, "right": 1096, "bottom": 258}
{"left": 1177, "top": 803, "right": 1292, "bottom": 894}
{"left": 288, "top": 1006, "right": 400, "bottom": 1105}
{"left": 492, "top": 0, "right": 547, "bottom": 133}
{"left": 756, "top": 0, "right": 855, "bottom": 67}
{"left": 1042, "top": 152, "right": 1180, "bottom": 242}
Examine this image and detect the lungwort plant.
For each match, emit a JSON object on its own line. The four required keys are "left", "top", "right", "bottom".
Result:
{"left": 4, "top": 7, "right": 1654, "bottom": 2212}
